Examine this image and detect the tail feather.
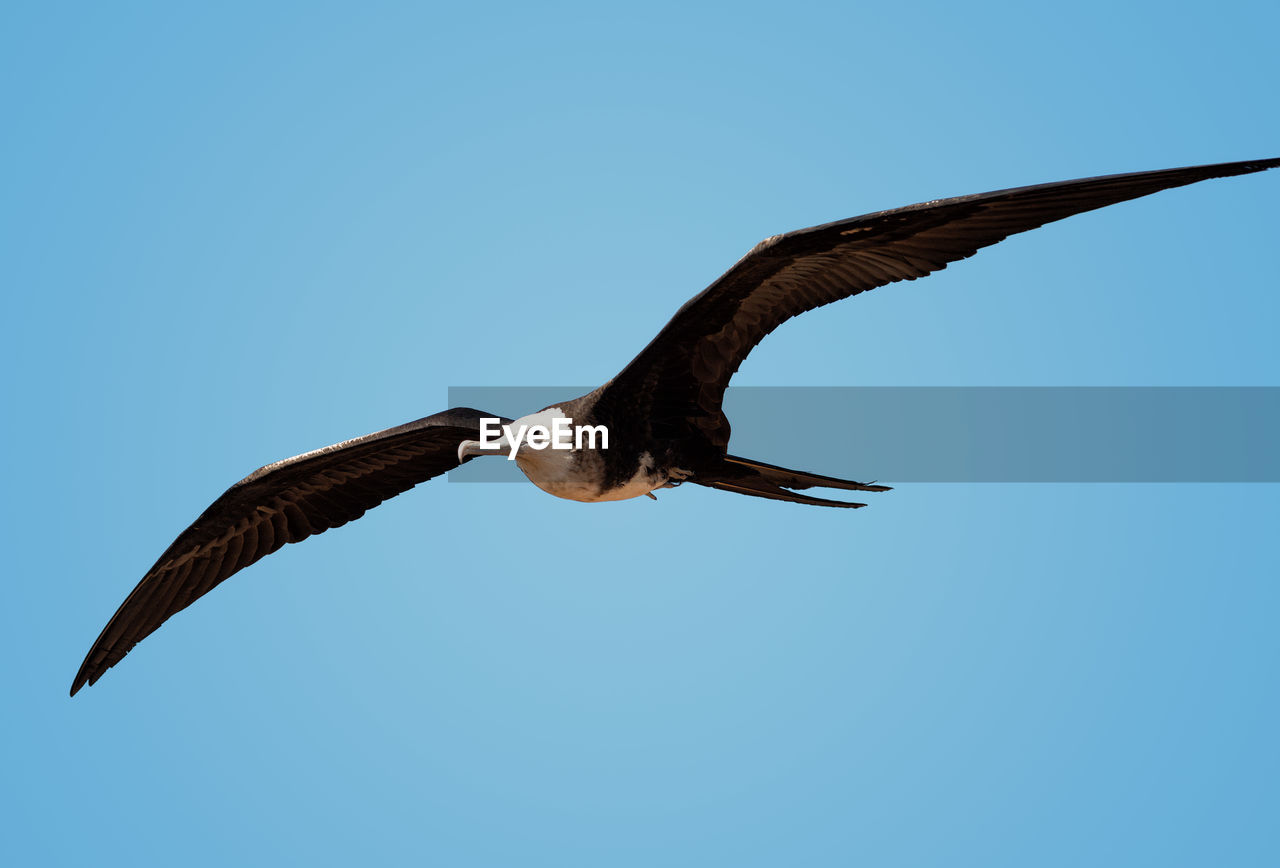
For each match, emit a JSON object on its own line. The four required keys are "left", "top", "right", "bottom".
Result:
{"left": 691, "top": 455, "right": 890, "bottom": 508}
{"left": 698, "top": 477, "right": 868, "bottom": 508}
{"left": 723, "top": 455, "right": 891, "bottom": 493}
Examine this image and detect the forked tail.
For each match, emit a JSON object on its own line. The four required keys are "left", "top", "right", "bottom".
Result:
{"left": 692, "top": 455, "right": 891, "bottom": 508}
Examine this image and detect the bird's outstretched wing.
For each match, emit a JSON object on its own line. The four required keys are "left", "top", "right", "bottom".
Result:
{"left": 603, "top": 157, "right": 1280, "bottom": 446}
{"left": 71, "top": 407, "right": 506, "bottom": 695}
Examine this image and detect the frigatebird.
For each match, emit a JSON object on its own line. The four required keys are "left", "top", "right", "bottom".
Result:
{"left": 71, "top": 157, "right": 1280, "bottom": 695}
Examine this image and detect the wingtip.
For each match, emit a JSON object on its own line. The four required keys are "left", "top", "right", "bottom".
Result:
{"left": 69, "top": 661, "right": 95, "bottom": 697}
{"left": 1212, "top": 156, "right": 1280, "bottom": 176}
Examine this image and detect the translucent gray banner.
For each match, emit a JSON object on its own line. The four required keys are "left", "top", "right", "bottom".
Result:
{"left": 446, "top": 387, "right": 1280, "bottom": 483}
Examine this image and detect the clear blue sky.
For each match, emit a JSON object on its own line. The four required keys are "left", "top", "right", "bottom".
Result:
{"left": 3, "top": 2, "right": 1277, "bottom": 866}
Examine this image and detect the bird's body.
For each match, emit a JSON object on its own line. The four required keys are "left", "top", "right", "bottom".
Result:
{"left": 468, "top": 397, "right": 689, "bottom": 502}
{"left": 519, "top": 441, "right": 667, "bottom": 503}
{"left": 70, "top": 157, "right": 1280, "bottom": 695}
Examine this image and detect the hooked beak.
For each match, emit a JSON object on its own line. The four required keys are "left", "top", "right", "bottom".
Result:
{"left": 457, "top": 436, "right": 510, "bottom": 463}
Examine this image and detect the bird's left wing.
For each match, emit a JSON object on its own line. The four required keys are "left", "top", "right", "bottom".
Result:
{"left": 71, "top": 407, "right": 507, "bottom": 695}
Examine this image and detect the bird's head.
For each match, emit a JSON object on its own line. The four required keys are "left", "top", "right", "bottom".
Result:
{"left": 457, "top": 429, "right": 512, "bottom": 463}
{"left": 457, "top": 407, "right": 580, "bottom": 467}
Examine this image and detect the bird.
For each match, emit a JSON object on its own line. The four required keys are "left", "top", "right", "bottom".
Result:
{"left": 70, "top": 157, "right": 1280, "bottom": 696}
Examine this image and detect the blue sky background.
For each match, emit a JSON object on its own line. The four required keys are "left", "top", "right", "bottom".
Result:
{"left": 3, "top": 2, "right": 1277, "bottom": 865}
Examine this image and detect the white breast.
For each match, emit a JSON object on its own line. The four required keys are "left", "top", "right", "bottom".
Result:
{"left": 517, "top": 448, "right": 660, "bottom": 503}
{"left": 505, "top": 406, "right": 663, "bottom": 503}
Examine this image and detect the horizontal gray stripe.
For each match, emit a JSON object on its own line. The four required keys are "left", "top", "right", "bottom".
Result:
{"left": 447, "top": 387, "right": 1280, "bottom": 483}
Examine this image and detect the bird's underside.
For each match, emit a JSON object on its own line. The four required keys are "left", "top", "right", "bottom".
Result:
{"left": 70, "top": 156, "right": 1280, "bottom": 695}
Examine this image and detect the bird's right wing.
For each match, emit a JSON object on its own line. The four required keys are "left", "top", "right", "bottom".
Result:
{"left": 602, "top": 157, "right": 1280, "bottom": 447}
{"left": 71, "top": 407, "right": 508, "bottom": 696}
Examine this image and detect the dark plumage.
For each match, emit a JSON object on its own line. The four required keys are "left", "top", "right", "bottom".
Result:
{"left": 71, "top": 157, "right": 1280, "bottom": 695}
{"left": 72, "top": 409, "right": 511, "bottom": 694}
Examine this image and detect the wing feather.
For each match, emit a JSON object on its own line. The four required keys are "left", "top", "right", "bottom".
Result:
{"left": 602, "top": 158, "right": 1279, "bottom": 446}
{"left": 70, "top": 407, "right": 505, "bottom": 695}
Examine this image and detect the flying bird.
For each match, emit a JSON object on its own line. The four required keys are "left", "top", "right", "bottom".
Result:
{"left": 71, "top": 157, "right": 1280, "bottom": 695}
